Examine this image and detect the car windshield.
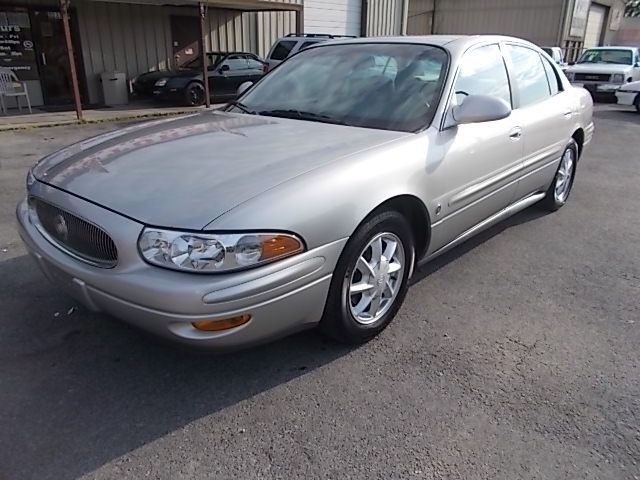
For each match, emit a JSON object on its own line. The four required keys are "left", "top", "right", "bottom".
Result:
{"left": 236, "top": 43, "right": 449, "bottom": 132}
{"left": 183, "top": 53, "right": 224, "bottom": 70}
{"left": 577, "top": 49, "right": 633, "bottom": 65}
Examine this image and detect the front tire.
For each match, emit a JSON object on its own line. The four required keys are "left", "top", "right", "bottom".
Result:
{"left": 184, "top": 82, "right": 205, "bottom": 106}
{"left": 634, "top": 94, "right": 640, "bottom": 113}
{"left": 540, "top": 139, "right": 578, "bottom": 212}
{"left": 320, "top": 210, "right": 414, "bottom": 344}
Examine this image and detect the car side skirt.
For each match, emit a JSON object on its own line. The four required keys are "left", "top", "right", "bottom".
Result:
{"left": 419, "top": 191, "right": 546, "bottom": 265}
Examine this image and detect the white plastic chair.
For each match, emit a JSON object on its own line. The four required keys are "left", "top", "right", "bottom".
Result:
{"left": 0, "top": 68, "right": 32, "bottom": 115}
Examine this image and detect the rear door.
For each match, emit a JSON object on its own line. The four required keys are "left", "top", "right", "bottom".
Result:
{"left": 211, "top": 54, "right": 250, "bottom": 99}
{"left": 431, "top": 43, "right": 523, "bottom": 247}
{"left": 503, "top": 44, "right": 574, "bottom": 199}
{"left": 245, "top": 54, "right": 266, "bottom": 83}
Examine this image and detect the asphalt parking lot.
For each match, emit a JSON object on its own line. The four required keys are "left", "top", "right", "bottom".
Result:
{"left": 0, "top": 105, "right": 638, "bottom": 480}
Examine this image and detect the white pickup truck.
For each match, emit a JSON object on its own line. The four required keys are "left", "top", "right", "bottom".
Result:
{"left": 565, "top": 46, "right": 640, "bottom": 95}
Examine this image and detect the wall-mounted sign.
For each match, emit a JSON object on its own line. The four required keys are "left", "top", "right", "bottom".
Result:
{"left": 610, "top": 7, "right": 623, "bottom": 31}
{"left": 0, "top": 8, "right": 38, "bottom": 81}
{"left": 569, "top": 0, "right": 590, "bottom": 38}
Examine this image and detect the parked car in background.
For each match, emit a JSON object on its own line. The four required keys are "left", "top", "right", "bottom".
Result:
{"left": 542, "top": 46, "right": 567, "bottom": 70}
{"left": 615, "top": 79, "right": 640, "bottom": 112}
{"left": 18, "top": 35, "right": 593, "bottom": 351}
{"left": 564, "top": 46, "right": 640, "bottom": 96}
{"left": 133, "top": 52, "right": 266, "bottom": 106}
{"left": 265, "top": 33, "right": 356, "bottom": 71}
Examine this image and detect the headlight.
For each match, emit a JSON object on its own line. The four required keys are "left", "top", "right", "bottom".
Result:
{"left": 154, "top": 78, "right": 168, "bottom": 87}
{"left": 565, "top": 71, "right": 574, "bottom": 81}
{"left": 612, "top": 74, "right": 625, "bottom": 83}
{"left": 138, "top": 229, "right": 305, "bottom": 273}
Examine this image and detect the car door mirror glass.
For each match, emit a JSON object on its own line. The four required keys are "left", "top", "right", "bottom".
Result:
{"left": 237, "top": 81, "right": 253, "bottom": 96}
{"left": 219, "top": 64, "right": 230, "bottom": 73}
{"left": 451, "top": 94, "right": 511, "bottom": 125}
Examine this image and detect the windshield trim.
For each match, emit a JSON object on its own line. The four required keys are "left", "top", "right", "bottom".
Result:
{"left": 233, "top": 41, "right": 451, "bottom": 134}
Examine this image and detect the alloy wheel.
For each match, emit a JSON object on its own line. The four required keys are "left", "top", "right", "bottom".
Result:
{"left": 347, "top": 232, "right": 405, "bottom": 325}
{"left": 554, "top": 147, "right": 575, "bottom": 203}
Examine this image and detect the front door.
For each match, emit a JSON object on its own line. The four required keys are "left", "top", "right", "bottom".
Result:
{"left": 170, "top": 16, "right": 200, "bottom": 68}
{"left": 429, "top": 44, "right": 522, "bottom": 250}
{"left": 30, "top": 10, "right": 82, "bottom": 105}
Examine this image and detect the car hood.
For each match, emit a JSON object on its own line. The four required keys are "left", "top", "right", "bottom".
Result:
{"left": 566, "top": 63, "right": 632, "bottom": 74}
{"left": 33, "top": 112, "right": 408, "bottom": 229}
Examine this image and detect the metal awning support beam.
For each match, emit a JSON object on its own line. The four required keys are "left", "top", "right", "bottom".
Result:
{"left": 199, "top": 2, "right": 211, "bottom": 108}
{"left": 60, "top": 0, "right": 83, "bottom": 121}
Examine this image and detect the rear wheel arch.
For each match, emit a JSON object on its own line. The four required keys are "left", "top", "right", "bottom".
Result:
{"left": 572, "top": 128, "right": 585, "bottom": 158}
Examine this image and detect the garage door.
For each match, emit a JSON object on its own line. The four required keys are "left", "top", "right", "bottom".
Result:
{"left": 583, "top": 3, "right": 607, "bottom": 49}
{"left": 304, "top": 0, "right": 361, "bottom": 36}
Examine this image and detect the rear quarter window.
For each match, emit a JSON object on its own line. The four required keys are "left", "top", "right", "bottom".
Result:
{"left": 269, "top": 41, "right": 297, "bottom": 61}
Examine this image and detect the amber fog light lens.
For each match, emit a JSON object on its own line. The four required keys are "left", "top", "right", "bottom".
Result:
{"left": 192, "top": 315, "right": 251, "bottom": 331}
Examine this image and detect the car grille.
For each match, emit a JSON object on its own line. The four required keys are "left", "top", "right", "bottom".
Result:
{"left": 574, "top": 73, "right": 611, "bottom": 82}
{"left": 30, "top": 197, "right": 118, "bottom": 268}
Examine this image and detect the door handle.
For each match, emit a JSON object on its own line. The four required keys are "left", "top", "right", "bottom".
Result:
{"left": 509, "top": 127, "right": 522, "bottom": 140}
{"left": 563, "top": 109, "right": 572, "bottom": 118}
{"left": 41, "top": 52, "right": 47, "bottom": 66}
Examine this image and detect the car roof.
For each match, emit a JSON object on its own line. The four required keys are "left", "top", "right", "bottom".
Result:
{"left": 311, "top": 35, "right": 540, "bottom": 55}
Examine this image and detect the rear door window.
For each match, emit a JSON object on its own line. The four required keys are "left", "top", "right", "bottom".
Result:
{"left": 300, "top": 41, "right": 320, "bottom": 51}
{"left": 504, "top": 44, "right": 552, "bottom": 108}
{"left": 269, "top": 41, "right": 297, "bottom": 61}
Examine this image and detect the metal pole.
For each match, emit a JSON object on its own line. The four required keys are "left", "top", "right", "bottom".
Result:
{"left": 60, "top": 0, "right": 83, "bottom": 121}
{"left": 199, "top": 2, "right": 211, "bottom": 108}
{"left": 295, "top": 6, "right": 304, "bottom": 35}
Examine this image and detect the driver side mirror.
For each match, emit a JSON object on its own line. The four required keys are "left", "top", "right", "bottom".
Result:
{"left": 448, "top": 94, "right": 511, "bottom": 126}
{"left": 219, "top": 64, "right": 230, "bottom": 73}
{"left": 237, "top": 81, "right": 253, "bottom": 96}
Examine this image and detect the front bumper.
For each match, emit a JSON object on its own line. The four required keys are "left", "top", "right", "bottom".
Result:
{"left": 16, "top": 189, "right": 346, "bottom": 350}
{"left": 615, "top": 90, "right": 638, "bottom": 107}
{"left": 571, "top": 82, "right": 622, "bottom": 93}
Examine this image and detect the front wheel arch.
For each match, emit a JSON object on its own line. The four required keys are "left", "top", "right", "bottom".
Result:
{"left": 357, "top": 195, "right": 431, "bottom": 263}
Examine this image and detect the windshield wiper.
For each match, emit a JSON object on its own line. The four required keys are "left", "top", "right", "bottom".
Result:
{"left": 226, "top": 100, "right": 257, "bottom": 115}
{"left": 258, "top": 109, "right": 350, "bottom": 126}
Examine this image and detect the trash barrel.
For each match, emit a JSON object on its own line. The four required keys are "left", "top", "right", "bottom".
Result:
{"left": 100, "top": 72, "right": 128, "bottom": 106}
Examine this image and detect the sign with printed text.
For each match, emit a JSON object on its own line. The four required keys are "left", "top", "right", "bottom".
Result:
{"left": 0, "top": 8, "right": 38, "bottom": 81}
{"left": 569, "top": 0, "right": 590, "bottom": 38}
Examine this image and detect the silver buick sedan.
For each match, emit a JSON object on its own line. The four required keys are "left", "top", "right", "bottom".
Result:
{"left": 17, "top": 36, "right": 594, "bottom": 350}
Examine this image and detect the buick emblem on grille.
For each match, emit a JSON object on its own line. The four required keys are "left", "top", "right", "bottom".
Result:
{"left": 53, "top": 214, "right": 69, "bottom": 241}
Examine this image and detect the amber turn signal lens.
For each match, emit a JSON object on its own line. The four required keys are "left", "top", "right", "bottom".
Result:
{"left": 192, "top": 314, "right": 251, "bottom": 331}
{"left": 262, "top": 235, "right": 303, "bottom": 260}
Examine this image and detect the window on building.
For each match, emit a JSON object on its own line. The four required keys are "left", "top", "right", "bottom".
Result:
{"left": 269, "top": 41, "right": 296, "bottom": 60}
{"left": 504, "top": 44, "right": 551, "bottom": 108}
{"left": 454, "top": 44, "right": 511, "bottom": 106}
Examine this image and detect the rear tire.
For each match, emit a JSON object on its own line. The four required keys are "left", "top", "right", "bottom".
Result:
{"left": 634, "top": 94, "right": 640, "bottom": 113}
{"left": 540, "top": 139, "right": 578, "bottom": 212}
{"left": 319, "top": 210, "right": 414, "bottom": 344}
{"left": 184, "top": 82, "right": 205, "bottom": 106}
